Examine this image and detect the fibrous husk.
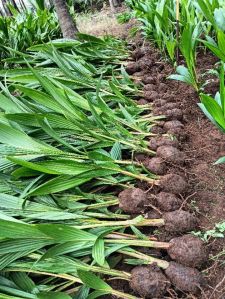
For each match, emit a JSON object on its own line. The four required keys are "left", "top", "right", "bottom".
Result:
{"left": 130, "top": 264, "right": 170, "bottom": 298}
{"left": 118, "top": 188, "right": 147, "bottom": 214}
{"left": 156, "top": 146, "right": 185, "bottom": 164}
{"left": 164, "top": 210, "right": 198, "bottom": 233}
{"left": 168, "top": 234, "right": 208, "bottom": 268}
{"left": 165, "top": 262, "right": 205, "bottom": 294}
{"left": 159, "top": 174, "right": 187, "bottom": 194}
{"left": 156, "top": 192, "right": 181, "bottom": 212}
{"left": 144, "top": 157, "right": 166, "bottom": 175}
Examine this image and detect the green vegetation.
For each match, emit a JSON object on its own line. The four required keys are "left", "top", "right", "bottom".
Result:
{"left": 1, "top": 0, "right": 225, "bottom": 297}
{"left": 127, "top": 0, "right": 225, "bottom": 163}
{"left": 0, "top": 7, "right": 60, "bottom": 61}
{"left": 0, "top": 2, "right": 163, "bottom": 294}
{"left": 194, "top": 221, "right": 225, "bottom": 241}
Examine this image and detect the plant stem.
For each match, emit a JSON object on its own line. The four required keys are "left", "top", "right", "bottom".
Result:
{"left": 74, "top": 218, "right": 165, "bottom": 229}
{"left": 86, "top": 199, "right": 119, "bottom": 209}
{"left": 6, "top": 268, "right": 135, "bottom": 299}
{"left": 117, "top": 169, "right": 157, "bottom": 183}
{"left": 112, "top": 289, "right": 142, "bottom": 299}
{"left": 118, "top": 249, "right": 169, "bottom": 269}
{"left": 107, "top": 232, "right": 156, "bottom": 240}
{"left": 83, "top": 211, "right": 129, "bottom": 220}
{"left": 104, "top": 239, "right": 170, "bottom": 249}
{"left": 176, "top": 0, "right": 180, "bottom": 63}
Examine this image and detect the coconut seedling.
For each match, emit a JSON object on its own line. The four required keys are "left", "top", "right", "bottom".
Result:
{"left": 68, "top": 209, "right": 197, "bottom": 234}
{"left": 121, "top": 235, "right": 207, "bottom": 296}
{"left": 105, "top": 233, "right": 207, "bottom": 267}
{"left": 0, "top": 217, "right": 205, "bottom": 298}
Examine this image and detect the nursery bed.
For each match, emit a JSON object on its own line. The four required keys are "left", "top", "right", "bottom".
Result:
{"left": 103, "top": 36, "right": 225, "bottom": 298}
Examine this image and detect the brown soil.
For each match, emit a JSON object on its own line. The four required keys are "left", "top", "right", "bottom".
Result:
{"left": 129, "top": 42, "right": 225, "bottom": 298}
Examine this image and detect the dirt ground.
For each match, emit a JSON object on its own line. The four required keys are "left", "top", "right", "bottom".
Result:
{"left": 77, "top": 5, "right": 129, "bottom": 37}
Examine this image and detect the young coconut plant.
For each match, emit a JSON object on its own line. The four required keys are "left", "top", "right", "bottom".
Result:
{"left": 199, "top": 62, "right": 225, "bottom": 164}
{"left": 120, "top": 233, "right": 208, "bottom": 269}
{"left": 0, "top": 217, "right": 206, "bottom": 298}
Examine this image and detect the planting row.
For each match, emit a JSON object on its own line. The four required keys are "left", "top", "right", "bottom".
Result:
{"left": 126, "top": 0, "right": 225, "bottom": 165}
{"left": 0, "top": 34, "right": 209, "bottom": 298}
{"left": 125, "top": 41, "right": 210, "bottom": 297}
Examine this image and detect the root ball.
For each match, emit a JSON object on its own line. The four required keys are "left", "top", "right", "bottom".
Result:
{"left": 139, "top": 59, "right": 153, "bottom": 69}
{"left": 131, "top": 48, "right": 148, "bottom": 60}
{"left": 164, "top": 210, "right": 198, "bottom": 233}
{"left": 156, "top": 146, "right": 185, "bottom": 164}
{"left": 163, "top": 120, "right": 184, "bottom": 131}
{"left": 168, "top": 235, "right": 208, "bottom": 268}
{"left": 144, "top": 83, "right": 157, "bottom": 91}
{"left": 163, "top": 102, "right": 179, "bottom": 110}
{"left": 137, "top": 99, "right": 148, "bottom": 105}
{"left": 159, "top": 173, "right": 187, "bottom": 194}
{"left": 165, "top": 262, "right": 205, "bottom": 294}
{"left": 154, "top": 103, "right": 180, "bottom": 113}
{"left": 165, "top": 108, "right": 183, "bottom": 120}
{"left": 144, "top": 90, "right": 159, "bottom": 101}
{"left": 158, "top": 82, "right": 168, "bottom": 92}
{"left": 156, "top": 192, "right": 181, "bottom": 211}
{"left": 153, "top": 99, "right": 167, "bottom": 107}
{"left": 151, "top": 126, "right": 165, "bottom": 134}
{"left": 134, "top": 153, "right": 147, "bottom": 162}
{"left": 142, "top": 76, "right": 156, "bottom": 84}
{"left": 167, "top": 128, "right": 187, "bottom": 142}
{"left": 149, "top": 136, "right": 179, "bottom": 151}
{"left": 130, "top": 265, "right": 170, "bottom": 298}
{"left": 125, "top": 62, "right": 141, "bottom": 75}
{"left": 144, "top": 157, "right": 166, "bottom": 175}
{"left": 118, "top": 188, "right": 147, "bottom": 214}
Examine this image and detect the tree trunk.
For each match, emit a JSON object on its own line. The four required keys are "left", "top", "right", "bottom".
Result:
{"left": 109, "top": 0, "right": 121, "bottom": 13}
{"left": 2, "top": 0, "right": 12, "bottom": 15}
{"left": 53, "top": 0, "right": 78, "bottom": 39}
{"left": 109, "top": 0, "right": 116, "bottom": 13}
{"left": 113, "top": 0, "right": 119, "bottom": 6}
{"left": 18, "top": 0, "right": 26, "bottom": 11}
{"left": 10, "top": 0, "right": 20, "bottom": 11}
